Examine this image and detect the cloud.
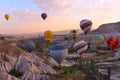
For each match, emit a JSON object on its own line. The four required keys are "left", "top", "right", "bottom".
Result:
{"left": 0, "top": 8, "right": 44, "bottom": 34}
{"left": 32, "top": 0, "right": 75, "bottom": 15}
{"left": 1, "top": 0, "right": 120, "bottom": 34}
{"left": 0, "top": 7, "right": 76, "bottom": 34}
{"left": 32, "top": 0, "right": 120, "bottom": 16}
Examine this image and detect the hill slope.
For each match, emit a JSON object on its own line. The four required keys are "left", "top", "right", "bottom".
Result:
{"left": 91, "top": 22, "right": 120, "bottom": 34}
{"left": 0, "top": 42, "right": 56, "bottom": 80}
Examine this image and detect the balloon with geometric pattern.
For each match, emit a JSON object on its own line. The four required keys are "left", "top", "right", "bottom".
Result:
{"left": 106, "top": 37, "right": 119, "bottom": 51}
{"left": 80, "top": 19, "right": 92, "bottom": 34}
{"left": 73, "top": 40, "right": 88, "bottom": 56}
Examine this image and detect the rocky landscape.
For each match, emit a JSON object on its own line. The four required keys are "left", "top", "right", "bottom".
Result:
{"left": 0, "top": 42, "right": 56, "bottom": 80}
{"left": 91, "top": 22, "right": 120, "bottom": 34}
{"left": 0, "top": 21, "right": 120, "bottom": 80}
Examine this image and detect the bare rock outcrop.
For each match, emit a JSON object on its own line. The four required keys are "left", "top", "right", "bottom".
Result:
{"left": 0, "top": 42, "right": 56, "bottom": 80}
{"left": 91, "top": 22, "right": 120, "bottom": 34}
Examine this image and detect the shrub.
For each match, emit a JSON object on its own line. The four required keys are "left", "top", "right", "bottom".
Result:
{"left": 68, "top": 48, "right": 75, "bottom": 53}
{"left": 8, "top": 68, "right": 22, "bottom": 78}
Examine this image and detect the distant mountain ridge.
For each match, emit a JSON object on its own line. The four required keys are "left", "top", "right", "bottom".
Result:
{"left": 91, "top": 22, "right": 120, "bottom": 34}
{"left": 2, "top": 21, "right": 120, "bottom": 39}
{"left": 5, "top": 29, "right": 81, "bottom": 39}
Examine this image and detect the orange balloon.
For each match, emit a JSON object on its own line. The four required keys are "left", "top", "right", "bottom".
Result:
{"left": 4, "top": 14, "right": 10, "bottom": 20}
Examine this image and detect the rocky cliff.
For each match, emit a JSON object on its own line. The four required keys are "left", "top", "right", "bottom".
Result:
{"left": 91, "top": 22, "right": 120, "bottom": 34}
{"left": 0, "top": 42, "right": 56, "bottom": 80}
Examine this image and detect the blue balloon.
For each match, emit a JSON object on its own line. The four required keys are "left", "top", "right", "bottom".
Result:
{"left": 50, "top": 44, "right": 67, "bottom": 50}
{"left": 25, "top": 41, "right": 35, "bottom": 52}
{"left": 50, "top": 44, "right": 68, "bottom": 65}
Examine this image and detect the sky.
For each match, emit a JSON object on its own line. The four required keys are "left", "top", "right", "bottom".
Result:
{"left": 0, "top": 0, "right": 120, "bottom": 34}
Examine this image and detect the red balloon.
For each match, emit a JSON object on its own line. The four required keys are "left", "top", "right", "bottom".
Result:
{"left": 106, "top": 37, "right": 119, "bottom": 51}
{"left": 41, "top": 13, "right": 47, "bottom": 20}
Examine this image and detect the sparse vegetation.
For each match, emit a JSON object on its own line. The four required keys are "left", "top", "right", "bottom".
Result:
{"left": 78, "top": 59, "right": 100, "bottom": 80}
{"left": 68, "top": 48, "right": 75, "bottom": 53}
{"left": 8, "top": 68, "right": 22, "bottom": 78}
{"left": 53, "top": 65, "right": 78, "bottom": 74}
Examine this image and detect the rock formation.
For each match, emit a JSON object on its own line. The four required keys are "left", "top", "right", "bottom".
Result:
{"left": 0, "top": 42, "right": 56, "bottom": 80}
{"left": 91, "top": 22, "right": 120, "bottom": 34}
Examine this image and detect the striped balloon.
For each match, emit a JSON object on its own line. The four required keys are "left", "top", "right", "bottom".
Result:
{"left": 106, "top": 37, "right": 119, "bottom": 51}
{"left": 50, "top": 44, "right": 68, "bottom": 65}
{"left": 25, "top": 41, "right": 35, "bottom": 52}
{"left": 80, "top": 19, "right": 92, "bottom": 34}
{"left": 92, "top": 35, "right": 104, "bottom": 45}
{"left": 73, "top": 40, "right": 88, "bottom": 56}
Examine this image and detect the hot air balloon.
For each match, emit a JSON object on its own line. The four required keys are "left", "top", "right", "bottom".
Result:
{"left": 80, "top": 19, "right": 92, "bottom": 34}
{"left": 41, "top": 13, "right": 47, "bottom": 20}
{"left": 4, "top": 14, "right": 10, "bottom": 20}
{"left": 16, "top": 40, "right": 24, "bottom": 48}
{"left": 50, "top": 44, "right": 68, "bottom": 65}
{"left": 91, "top": 35, "right": 104, "bottom": 46}
{"left": 25, "top": 41, "right": 35, "bottom": 52}
{"left": 70, "top": 30, "right": 78, "bottom": 40}
{"left": 106, "top": 37, "right": 119, "bottom": 51}
{"left": 44, "top": 30, "right": 54, "bottom": 41}
{"left": 0, "top": 36, "right": 5, "bottom": 41}
{"left": 73, "top": 40, "right": 88, "bottom": 56}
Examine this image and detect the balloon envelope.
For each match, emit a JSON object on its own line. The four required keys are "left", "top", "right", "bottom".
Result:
{"left": 25, "top": 41, "right": 35, "bottom": 52}
{"left": 16, "top": 40, "right": 24, "bottom": 47}
{"left": 50, "top": 44, "right": 68, "bottom": 65}
{"left": 41, "top": 13, "right": 47, "bottom": 20}
{"left": 92, "top": 35, "right": 104, "bottom": 45}
{"left": 70, "top": 30, "right": 78, "bottom": 34}
{"left": 4, "top": 14, "right": 10, "bottom": 20}
{"left": 44, "top": 30, "right": 54, "bottom": 41}
{"left": 70, "top": 30, "right": 78, "bottom": 40}
{"left": 106, "top": 37, "right": 119, "bottom": 51}
{"left": 0, "top": 36, "right": 5, "bottom": 40}
{"left": 73, "top": 40, "right": 88, "bottom": 56}
{"left": 80, "top": 19, "right": 92, "bottom": 34}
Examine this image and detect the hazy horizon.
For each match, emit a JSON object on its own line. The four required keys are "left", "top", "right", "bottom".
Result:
{"left": 1, "top": 0, "right": 120, "bottom": 34}
{"left": 1, "top": 29, "right": 81, "bottom": 36}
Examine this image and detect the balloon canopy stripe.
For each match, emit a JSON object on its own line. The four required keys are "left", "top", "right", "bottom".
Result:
{"left": 80, "top": 21, "right": 92, "bottom": 29}
{"left": 84, "top": 27, "right": 91, "bottom": 34}
{"left": 74, "top": 43, "right": 87, "bottom": 49}
{"left": 75, "top": 44, "right": 87, "bottom": 51}
{"left": 74, "top": 40, "right": 88, "bottom": 56}
{"left": 80, "top": 19, "right": 92, "bottom": 34}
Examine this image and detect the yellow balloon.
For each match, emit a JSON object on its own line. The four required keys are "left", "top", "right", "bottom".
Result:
{"left": 44, "top": 30, "right": 54, "bottom": 41}
{"left": 5, "top": 14, "right": 10, "bottom": 20}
